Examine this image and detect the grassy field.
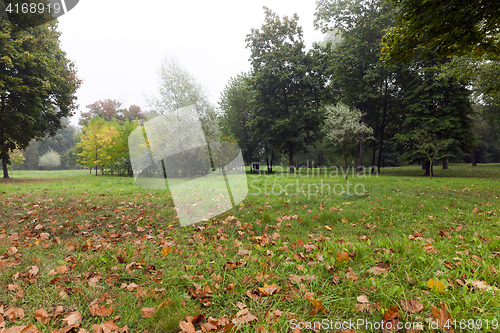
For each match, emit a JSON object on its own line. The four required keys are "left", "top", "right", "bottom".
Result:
{"left": 0, "top": 164, "right": 499, "bottom": 332}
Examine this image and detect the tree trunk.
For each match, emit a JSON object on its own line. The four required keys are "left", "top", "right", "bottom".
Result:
{"left": 356, "top": 115, "right": 366, "bottom": 173}
{"left": 471, "top": 150, "right": 477, "bottom": 166}
{"left": 2, "top": 158, "right": 9, "bottom": 178}
{"left": 288, "top": 141, "right": 294, "bottom": 173}
{"left": 343, "top": 146, "right": 348, "bottom": 180}
{"left": 376, "top": 76, "right": 389, "bottom": 173}
{"left": 442, "top": 158, "right": 448, "bottom": 169}
{"left": 266, "top": 155, "right": 273, "bottom": 173}
{"left": 423, "top": 160, "right": 430, "bottom": 176}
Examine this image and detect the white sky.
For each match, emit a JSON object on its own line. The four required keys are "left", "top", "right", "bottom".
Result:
{"left": 57, "top": 0, "right": 325, "bottom": 126}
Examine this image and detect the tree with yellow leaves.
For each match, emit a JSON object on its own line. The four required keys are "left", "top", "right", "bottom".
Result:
{"left": 75, "top": 117, "right": 118, "bottom": 175}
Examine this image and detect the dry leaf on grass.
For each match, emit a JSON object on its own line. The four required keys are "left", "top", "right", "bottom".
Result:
{"left": 400, "top": 299, "right": 423, "bottom": 313}
{"left": 140, "top": 308, "right": 155, "bottom": 318}
{"left": 431, "top": 302, "right": 454, "bottom": 333}
{"left": 5, "top": 307, "right": 25, "bottom": 322}
{"left": 33, "top": 308, "right": 48, "bottom": 324}
{"left": 62, "top": 311, "right": 81, "bottom": 326}
{"left": 4, "top": 324, "right": 38, "bottom": 333}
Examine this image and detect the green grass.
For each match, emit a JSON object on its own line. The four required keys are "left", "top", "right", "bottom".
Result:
{"left": 0, "top": 164, "right": 499, "bottom": 332}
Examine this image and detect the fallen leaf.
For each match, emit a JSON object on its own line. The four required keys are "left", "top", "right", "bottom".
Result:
{"left": 427, "top": 278, "right": 446, "bottom": 293}
{"left": 4, "top": 325, "right": 38, "bottom": 333}
{"left": 431, "top": 302, "right": 454, "bottom": 333}
{"left": 33, "top": 308, "right": 49, "bottom": 324}
{"left": 141, "top": 307, "right": 155, "bottom": 318}
{"left": 357, "top": 295, "right": 369, "bottom": 303}
{"left": 258, "top": 283, "right": 281, "bottom": 296}
{"left": 5, "top": 307, "right": 25, "bottom": 321}
{"left": 62, "top": 311, "right": 81, "bottom": 326}
{"left": 400, "top": 299, "right": 423, "bottom": 313}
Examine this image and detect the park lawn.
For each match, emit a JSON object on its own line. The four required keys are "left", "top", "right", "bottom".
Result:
{"left": 0, "top": 164, "right": 499, "bottom": 333}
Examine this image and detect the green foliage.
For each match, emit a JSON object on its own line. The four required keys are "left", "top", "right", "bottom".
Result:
{"left": 218, "top": 73, "right": 259, "bottom": 165}
{"left": 246, "top": 7, "right": 330, "bottom": 168}
{"left": 382, "top": 0, "right": 500, "bottom": 63}
{"left": 394, "top": 59, "right": 474, "bottom": 170}
{"left": 0, "top": 19, "right": 81, "bottom": 177}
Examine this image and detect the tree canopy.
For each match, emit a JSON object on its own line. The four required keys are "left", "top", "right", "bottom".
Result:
{"left": 0, "top": 19, "right": 80, "bottom": 178}
{"left": 246, "top": 7, "right": 330, "bottom": 171}
{"left": 382, "top": 0, "right": 500, "bottom": 63}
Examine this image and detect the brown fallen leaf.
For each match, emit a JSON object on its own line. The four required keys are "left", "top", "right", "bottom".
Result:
{"left": 33, "top": 308, "right": 49, "bottom": 324}
{"left": 62, "top": 311, "right": 81, "bottom": 326}
{"left": 4, "top": 324, "right": 39, "bottom": 333}
{"left": 140, "top": 307, "right": 155, "bottom": 318}
{"left": 400, "top": 299, "right": 424, "bottom": 313}
{"left": 179, "top": 320, "right": 195, "bottom": 333}
{"left": 258, "top": 283, "right": 281, "bottom": 296}
{"left": 89, "top": 304, "right": 113, "bottom": 317}
{"left": 231, "top": 308, "right": 258, "bottom": 325}
{"left": 431, "top": 302, "right": 454, "bottom": 333}
{"left": 5, "top": 307, "right": 25, "bottom": 322}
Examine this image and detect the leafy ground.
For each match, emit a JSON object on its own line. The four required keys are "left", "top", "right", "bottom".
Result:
{"left": 0, "top": 164, "right": 499, "bottom": 333}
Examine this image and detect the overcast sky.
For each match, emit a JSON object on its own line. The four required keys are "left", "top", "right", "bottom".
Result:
{"left": 57, "top": 0, "right": 325, "bottom": 126}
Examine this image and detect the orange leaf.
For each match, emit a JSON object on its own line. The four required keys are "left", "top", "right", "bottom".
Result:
{"left": 162, "top": 247, "right": 172, "bottom": 256}
{"left": 427, "top": 278, "right": 446, "bottom": 293}
{"left": 141, "top": 307, "right": 156, "bottom": 318}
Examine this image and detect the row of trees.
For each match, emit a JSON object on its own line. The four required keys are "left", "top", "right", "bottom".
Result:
{"left": 218, "top": 1, "right": 500, "bottom": 176}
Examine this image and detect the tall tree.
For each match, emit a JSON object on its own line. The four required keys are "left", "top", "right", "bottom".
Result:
{"left": 0, "top": 19, "right": 80, "bottom": 178}
{"left": 382, "top": 0, "right": 500, "bottom": 63}
{"left": 315, "top": 0, "right": 398, "bottom": 172}
{"left": 246, "top": 7, "right": 330, "bottom": 172}
{"left": 395, "top": 59, "right": 474, "bottom": 176}
{"left": 218, "top": 73, "right": 259, "bottom": 166}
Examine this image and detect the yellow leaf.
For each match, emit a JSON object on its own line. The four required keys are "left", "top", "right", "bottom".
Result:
{"left": 427, "top": 278, "right": 446, "bottom": 293}
{"left": 324, "top": 225, "right": 332, "bottom": 231}
{"left": 336, "top": 251, "right": 350, "bottom": 262}
{"left": 162, "top": 247, "right": 172, "bottom": 256}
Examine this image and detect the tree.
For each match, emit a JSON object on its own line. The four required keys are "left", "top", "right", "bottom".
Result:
{"left": 38, "top": 149, "right": 61, "bottom": 170}
{"left": 218, "top": 73, "right": 259, "bottom": 167}
{"left": 382, "top": 0, "right": 500, "bottom": 63}
{"left": 394, "top": 58, "right": 474, "bottom": 176}
{"left": 149, "top": 55, "right": 220, "bottom": 143}
{"left": 246, "top": 7, "right": 330, "bottom": 172}
{"left": 324, "top": 103, "right": 373, "bottom": 179}
{"left": 315, "top": 0, "right": 399, "bottom": 173}
{"left": 75, "top": 117, "right": 118, "bottom": 175}
{"left": 80, "top": 99, "right": 145, "bottom": 126}
{"left": 104, "top": 119, "right": 140, "bottom": 176}
{"left": 0, "top": 19, "right": 80, "bottom": 178}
